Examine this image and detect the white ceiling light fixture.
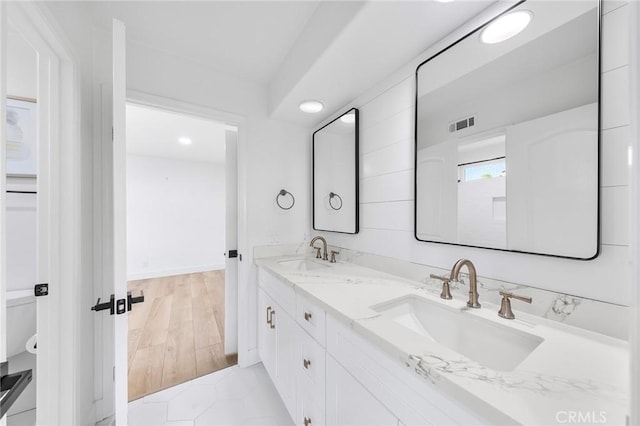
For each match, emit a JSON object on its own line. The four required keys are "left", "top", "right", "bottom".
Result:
{"left": 435, "top": 0, "right": 455, "bottom": 3}
{"left": 299, "top": 100, "right": 324, "bottom": 113}
{"left": 178, "top": 137, "right": 192, "bottom": 145}
{"left": 340, "top": 112, "right": 356, "bottom": 124}
{"left": 481, "top": 10, "right": 532, "bottom": 44}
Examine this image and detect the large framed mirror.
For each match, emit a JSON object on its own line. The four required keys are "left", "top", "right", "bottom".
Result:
{"left": 415, "top": 0, "right": 599, "bottom": 259}
{"left": 313, "top": 108, "right": 359, "bottom": 234}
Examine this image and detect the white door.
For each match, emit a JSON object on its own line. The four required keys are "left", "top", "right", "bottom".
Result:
{"left": 112, "top": 18, "right": 129, "bottom": 425}
{"left": 0, "top": 4, "right": 8, "bottom": 425}
{"left": 224, "top": 129, "right": 238, "bottom": 354}
{"left": 94, "top": 18, "right": 129, "bottom": 425}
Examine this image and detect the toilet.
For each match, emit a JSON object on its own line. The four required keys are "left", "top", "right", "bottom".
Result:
{"left": 6, "top": 289, "right": 37, "bottom": 416}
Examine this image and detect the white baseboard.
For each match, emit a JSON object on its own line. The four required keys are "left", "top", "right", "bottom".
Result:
{"left": 127, "top": 264, "right": 224, "bottom": 281}
{"left": 238, "top": 348, "right": 260, "bottom": 368}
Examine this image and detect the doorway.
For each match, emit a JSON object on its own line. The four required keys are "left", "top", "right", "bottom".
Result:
{"left": 124, "top": 103, "right": 238, "bottom": 401}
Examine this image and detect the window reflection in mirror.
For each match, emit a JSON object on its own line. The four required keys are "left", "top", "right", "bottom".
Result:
{"left": 415, "top": 0, "right": 599, "bottom": 259}
{"left": 313, "top": 108, "right": 359, "bottom": 234}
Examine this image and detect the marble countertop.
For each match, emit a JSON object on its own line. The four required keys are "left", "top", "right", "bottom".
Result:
{"left": 255, "top": 254, "right": 629, "bottom": 426}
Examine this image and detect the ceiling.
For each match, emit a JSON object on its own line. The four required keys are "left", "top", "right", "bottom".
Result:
{"left": 49, "top": 0, "right": 501, "bottom": 127}
{"left": 80, "top": 1, "right": 320, "bottom": 85}
{"left": 126, "top": 104, "right": 227, "bottom": 164}
{"left": 269, "top": 0, "right": 496, "bottom": 126}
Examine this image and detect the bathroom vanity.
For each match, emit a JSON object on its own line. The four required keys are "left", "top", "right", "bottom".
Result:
{"left": 255, "top": 251, "right": 629, "bottom": 426}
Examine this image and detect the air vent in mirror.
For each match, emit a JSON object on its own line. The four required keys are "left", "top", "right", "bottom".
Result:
{"left": 449, "top": 116, "right": 475, "bottom": 133}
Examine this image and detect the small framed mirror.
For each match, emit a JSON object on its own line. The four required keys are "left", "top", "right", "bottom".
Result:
{"left": 415, "top": 0, "right": 600, "bottom": 259}
{"left": 313, "top": 108, "right": 359, "bottom": 234}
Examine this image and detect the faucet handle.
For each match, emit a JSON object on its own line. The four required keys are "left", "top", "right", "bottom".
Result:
{"left": 430, "top": 274, "right": 450, "bottom": 282}
{"left": 313, "top": 246, "right": 322, "bottom": 259}
{"left": 330, "top": 250, "right": 340, "bottom": 263}
{"left": 429, "top": 274, "right": 453, "bottom": 300}
{"left": 498, "top": 291, "right": 532, "bottom": 320}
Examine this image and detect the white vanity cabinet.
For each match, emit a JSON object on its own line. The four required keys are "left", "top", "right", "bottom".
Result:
{"left": 257, "top": 267, "right": 483, "bottom": 426}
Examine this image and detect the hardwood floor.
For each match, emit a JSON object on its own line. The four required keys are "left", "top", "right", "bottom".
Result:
{"left": 127, "top": 270, "right": 237, "bottom": 401}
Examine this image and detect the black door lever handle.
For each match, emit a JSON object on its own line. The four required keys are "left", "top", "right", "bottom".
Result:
{"left": 127, "top": 290, "right": 145, "bottom": 311}
{"left": 91, "top": 294, "right": 115, "bottom": 315}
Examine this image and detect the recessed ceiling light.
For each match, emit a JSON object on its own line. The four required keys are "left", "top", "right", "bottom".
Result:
{"left": 435, "top": 0, "right": 455, "bottom": 3}
{"left": 299, "top": 100, "right": 324, "bottom": 113}
{"left": 340, "top": 112, "right": 356, "bottom": 124}
{"left": 481, "top": 10, "right": 532, "bottom": 44}
{"left": 178, "top": 137, "right": 192, "bottom": 145}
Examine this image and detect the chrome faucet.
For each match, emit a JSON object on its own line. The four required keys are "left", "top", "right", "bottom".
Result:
{"left": 449, "top": 259, "right": 481, "bottom": 308}
{"left": 309, "top": 236, "right": 328, "bottom": 261}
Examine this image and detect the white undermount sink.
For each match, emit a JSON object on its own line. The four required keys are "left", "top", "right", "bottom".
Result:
{"left": 371, "top": 295, "right": 543, "bottom": 371}
{"left": 277, "top": 258, "right": 330, "bottom": 271}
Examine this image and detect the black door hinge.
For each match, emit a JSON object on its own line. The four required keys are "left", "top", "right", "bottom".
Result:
{"left": 34, "top": 283, "right": 49, "bottom": 297}
{"left": 228, "top": 250, "right": 238, "bottom": 258}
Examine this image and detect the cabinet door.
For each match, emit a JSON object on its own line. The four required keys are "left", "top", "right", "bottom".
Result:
{"left": 258, "top": 288, "right": 276, "bottom": 379}
{"left": 327, "top": 355, "right": 398, "bottom": 426}
{"left": 273, "top": 305, "right": 297, "bottom": 418}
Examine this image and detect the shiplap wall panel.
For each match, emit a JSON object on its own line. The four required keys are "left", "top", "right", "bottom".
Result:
{"left": 360, "top": 170, "right": 414, "bottom": 203}
{"left": 361, "top": 140, "right": 413, "bottom": 178}
{"left": 360, "top": 201, "right": 413, "bottom": 232}
{"left": 601, "top": 126, "right": 630, "bottom": 187}
{"left": 601, "top": 186, "right": 629, "bottom": 246}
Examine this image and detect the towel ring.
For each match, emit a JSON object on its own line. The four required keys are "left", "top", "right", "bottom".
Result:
{"left": 276, "top": 189, "right": 295, "bottom": 210}
{"left": 329, "top": 192, "right": 343, "bottom": 210}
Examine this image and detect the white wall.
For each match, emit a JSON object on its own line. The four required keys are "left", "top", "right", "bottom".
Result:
{"left": 7, "top": 29, "right": 37, "bottom": 99}
{"left": 318, "top": 2, "right": 633, "bottom": 307}
{"left": 126, "top": 155, "right": 225, "bottom": 280}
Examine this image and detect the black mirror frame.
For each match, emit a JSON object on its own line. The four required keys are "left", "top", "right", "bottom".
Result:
{"left": 312, "top": 107, "right": 360, "bottom": 234}
{"left": 413, "top": 0, "right": 601, "bottom": 260}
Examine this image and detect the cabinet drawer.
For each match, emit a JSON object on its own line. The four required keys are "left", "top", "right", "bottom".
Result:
{"left": 297, "top": 328, "right": 326, "bottom": 393}
{"left": 259, "top": 267, "right": 296, "bottom": 317}
{"left": 296, "top": 294, "right": 326, "bottom": 346}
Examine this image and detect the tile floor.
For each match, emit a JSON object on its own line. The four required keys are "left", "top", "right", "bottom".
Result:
{"left": 7, "top": 408, "right": 36, "bottom": 426}
{"left": 128, "top": 363, "right": 293, "bottom": 426}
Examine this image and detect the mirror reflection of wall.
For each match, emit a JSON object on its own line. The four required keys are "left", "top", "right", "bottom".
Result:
{"left": 415, "top": 0, "right": 599, "bottom": 259}
{"left": 313, "top": 108, "right": 359, "bottom": 234}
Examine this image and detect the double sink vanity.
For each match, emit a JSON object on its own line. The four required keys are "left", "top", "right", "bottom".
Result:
{"left": 254, "top": 240, "right": 628, "bottom": 426}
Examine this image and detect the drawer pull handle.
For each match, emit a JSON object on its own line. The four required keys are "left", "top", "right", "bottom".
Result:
{"left": 270, "top": 310, "right": 276, "bottom": 329}
{"left": 303, "top": 359, "right": 311, "bottom": 369}
{"left": 304, "top": 311, "right": 312, "bottom": 321}
{"left": 304, "top": 417, "right": 312, "bottom": 426}
{"left": 266, "top": 306, "right": 272, "bottom": 325}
